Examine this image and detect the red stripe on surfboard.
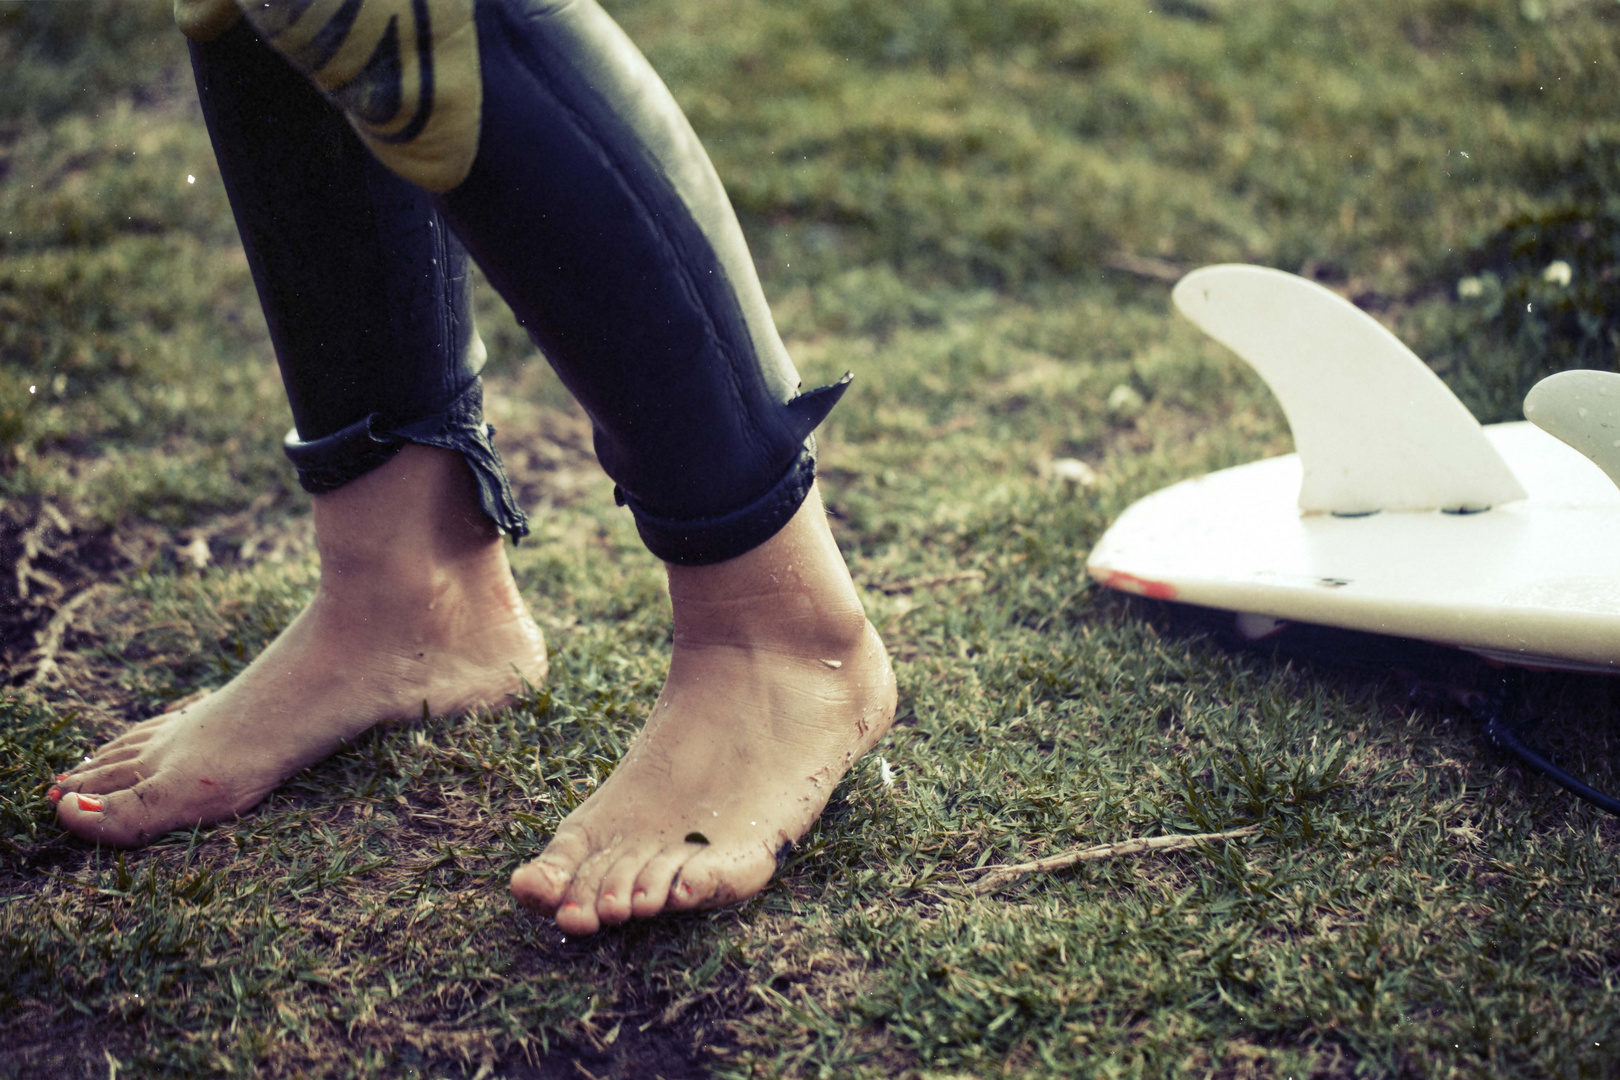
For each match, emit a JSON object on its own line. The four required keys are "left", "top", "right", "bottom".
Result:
{"left": 1093, "top": 568, "right": 1177, "bottom": 600}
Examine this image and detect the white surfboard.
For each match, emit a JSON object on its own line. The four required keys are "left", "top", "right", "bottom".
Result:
{"left": 1087, "top": 265, "right": 1620, "bottom": 673}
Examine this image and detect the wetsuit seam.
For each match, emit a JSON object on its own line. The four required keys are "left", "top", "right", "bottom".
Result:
{"left": 493, "top": 0, "right": 772, "bottom": 474}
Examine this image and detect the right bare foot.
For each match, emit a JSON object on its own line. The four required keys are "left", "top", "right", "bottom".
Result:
{"left": 53, "top": 446, "right": 548, "bottom": 847}
{"left": 509, "top": 486, "right": 897, "bottom": 934}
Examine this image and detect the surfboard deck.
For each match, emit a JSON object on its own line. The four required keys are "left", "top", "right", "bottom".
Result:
{"left": 1087, "top": 265, "right": 1620, "bottom": 674}
{"left": 1089, "top": 423, "right": 1620, "bottom": 672}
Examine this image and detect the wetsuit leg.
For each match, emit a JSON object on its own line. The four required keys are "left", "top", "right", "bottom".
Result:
{"left": 224, "top": 0, "right": 849, "bottom": 565}
{"left": 187, "top": 17, "right": 528, "bottom": 537}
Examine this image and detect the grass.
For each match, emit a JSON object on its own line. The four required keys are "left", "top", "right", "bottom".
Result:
{"left": 4, "top": 0, "right": 1620, "bottom": 1076}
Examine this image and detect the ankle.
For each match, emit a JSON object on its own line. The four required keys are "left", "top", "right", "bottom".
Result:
{"left": 311, "top": 445, "right": 504, "bottom": 579}
{"left": 666, "top": 485, "right": 871, "bottom": 652}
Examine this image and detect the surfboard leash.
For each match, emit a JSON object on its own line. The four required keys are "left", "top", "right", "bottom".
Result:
{"left": 1474, "top": 671, "right": 1620, "bottom": 819}
{"left": 1148, "top": 599, "right": 1620, "bottom": 821}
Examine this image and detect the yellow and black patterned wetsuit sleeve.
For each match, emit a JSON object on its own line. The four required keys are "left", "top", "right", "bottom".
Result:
{"left": 180, "top": 0, "right": 481, "bottom": 193}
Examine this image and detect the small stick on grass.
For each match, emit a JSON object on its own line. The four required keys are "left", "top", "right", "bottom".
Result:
{"left": 969, "top": 825, "right": 1261, "bottom": 895}
{"left": 872, "top": 570, "right": 986, "bottom": 595}
{"left": 29, "top": 583, "right": 112, "bottom": 686}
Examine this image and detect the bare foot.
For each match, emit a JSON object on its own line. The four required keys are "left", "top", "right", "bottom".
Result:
{"left": 53, "top": 446, "right": 547, "bottom": 847}
{"left": 509, "top": 486, "right": 896, "bottom": 934}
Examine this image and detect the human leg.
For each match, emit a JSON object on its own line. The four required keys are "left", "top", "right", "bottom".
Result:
{"left": 416, "top": 0, "right": 895, "bottom": 929}
{"left": 113, "top": 0, "right": 897, "bottom": 923}
{"left": 53, "top": 19, "right": 546, "bottom": 846}
{"left": 509, "top": 485, "right": 894, "bottom": 934}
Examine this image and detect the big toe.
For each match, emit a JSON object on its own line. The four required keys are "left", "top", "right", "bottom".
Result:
{"left": 56, "top": 785, "right": 162, "bottom": 848}
{"left": 510, "top": 859, "right": 573, "bottom": 912}
{"left": 510, "top": 830, "right": 591, "bottom": 914}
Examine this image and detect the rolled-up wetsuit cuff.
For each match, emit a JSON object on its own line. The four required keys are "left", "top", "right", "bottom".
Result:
{"left": 282, "top": 385, "right": 530, "bottom": 540}
{"left": 620, "top": 446, "right": 818, "bottom": 566}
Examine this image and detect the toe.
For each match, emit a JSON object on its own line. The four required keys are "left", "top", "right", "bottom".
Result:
{"left": 556, "top": 849, "right": 618, "bottom": 934}
{"left": 71, "top": 744, "right": 145, "bottom": 775}
{"left": 667, "top": 860, "right": 720, "bottom": 911}
{"left": 71, "top": 731, "right": 157, "bottom": 774}
{"left": 510, "top": 859, "right": 572, "bottom": 914}
{"left": 630, "top": 845, "right": 700, "bottom": 918}
{"left": 554, "top": 898, "right": 600, "bottom": 935}
{"left": 56, "top": 784, "right": 163, "bottom": 848}
{"left": 596, "top": 849, "right": 655, "bottom": 927}
{"left": 61, "top": 759, "right": 147, "bottom": 795}
{"left": 510, "top": 828, "right": 591, "bottom": 914}
{"left": 667, "top": 845, "right": 776, "bottom": 913}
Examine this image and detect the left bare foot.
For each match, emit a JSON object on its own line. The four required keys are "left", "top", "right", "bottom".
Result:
{"left": 509, "top": 485, "right": 896, "bottom": 934}
{"left": 52, "top": 446, "right": 548, "bottom": 847}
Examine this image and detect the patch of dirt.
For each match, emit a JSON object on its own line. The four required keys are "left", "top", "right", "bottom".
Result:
{"left": 0, "top": 497, "right": 128, "bottom": 690}
{"left": 0, "top": 1013, "right": 131, "bottom": 1080}
{"left": 1, "top": 399, "right": 595, "bottom": 697}
{"left": 0, "top": 492, "right": 320, "bottom": 705}
{"left": 502, "top": 1021, "right": 716, "bottom": 1079}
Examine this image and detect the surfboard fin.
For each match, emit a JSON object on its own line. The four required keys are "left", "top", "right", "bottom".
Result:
{"left": 1523, "top": 369, "right": 1620, "bottom": 492}
{"left": 1172, "top": 265, "right": 1527, "bottom": 515}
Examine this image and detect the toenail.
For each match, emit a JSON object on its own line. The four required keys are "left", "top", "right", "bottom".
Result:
{"left": 76, "top": 794, "right": 103, "bottom": 812}
{"left": 55, "top": 773, "right": 69, "bottom": 782}
{"left": 46, "top": 787, "right": 61, "bottom": 804}
{"left": 560, "top": 902, "right": 580, "bottom": 912}
{"left": 632, "top": 888, "right": 646, "bottom": 898}
{"left": 601, "top": 892, "right": 615, "bottom": 902}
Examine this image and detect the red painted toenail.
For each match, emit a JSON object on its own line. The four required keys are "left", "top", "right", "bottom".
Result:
{"left": 560, "top": 902, "right": 579, "bottom": 912}
{"left": 632, "top": 888, "right": 646, "bottom": 899}
{"left": 601, "top": 892, "right": 615, "bottom": 902}
{"left": 76, "top": 794, "right": 103, "bottom": 812}
{"left": 46, "top": 787, "right": 61, "bottom": 804}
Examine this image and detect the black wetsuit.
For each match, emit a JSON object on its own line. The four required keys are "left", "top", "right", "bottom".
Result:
{"left": 183, "top": 0, "right": 846, "bottom": 564}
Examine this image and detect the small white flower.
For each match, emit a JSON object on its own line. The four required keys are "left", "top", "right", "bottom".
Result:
{"left": 1543, "top": 259, "right": 1572, "bottom": 287}
{"left": 186, "top": 174, "right": 195, "bottom": 184}
{"left": 1106, "top": 383, "right": 1145, "bottom": 418}
{"left": 1457, "top": 276, "right": 1485, "bottom": 299}
{"left": 1050, "top": 457, "right": 1097, "bottom": 487}
{"left": 878, "top": 756, "right": 894, "bottom": 788}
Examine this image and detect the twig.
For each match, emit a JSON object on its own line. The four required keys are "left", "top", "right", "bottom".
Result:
{"left": 29, "top": 583, "right": 112, "bottom": 686}
{"left": 1102, "top": 252, "right": 1186, "bottom": 283}
{"left": 969, "top": 826, "right": 1260, "bottom": 894}
{"left": 15, "top": 504, "right": 61, "bottom": 602}
{"left": 872, "top": 570, "right": 986, "bottom": 595}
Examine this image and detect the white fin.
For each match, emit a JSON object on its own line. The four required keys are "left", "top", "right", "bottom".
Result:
{"left": 1524, "top": 369, "right": 1620, "bottom": 490}
{"left": 1172, "top": 265, "right": 1527, "bottom": 514}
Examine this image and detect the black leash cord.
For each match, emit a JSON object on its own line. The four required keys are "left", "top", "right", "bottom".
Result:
{"left": 1483, "top": 714, "right": 1620, "bottom": 818}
